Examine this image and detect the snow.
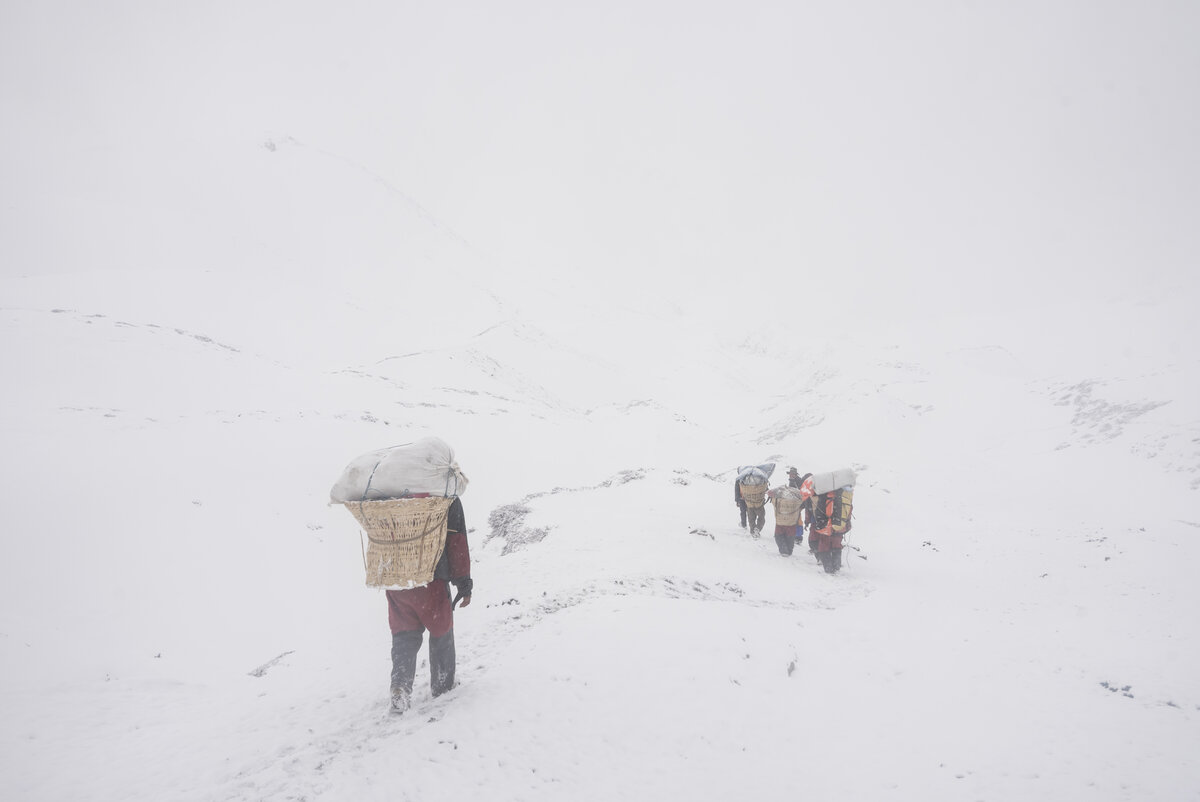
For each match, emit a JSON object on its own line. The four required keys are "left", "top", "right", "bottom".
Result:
{"left": 2, "top": 1, "right": 1200, "bottom": 800}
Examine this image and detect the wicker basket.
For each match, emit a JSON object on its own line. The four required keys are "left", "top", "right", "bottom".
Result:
{"left": 739, "top": 481, "right": 768, "bottom": 509}
{"left": 343, "top": 497, "right": 453, "bottom": 589}
{"left": 772, "top": 490, "right": 804, "bottom": 526}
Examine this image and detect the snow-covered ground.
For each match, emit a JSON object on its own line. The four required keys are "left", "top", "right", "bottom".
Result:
{"left": 2, "top": 2, "right": 1199, "bottom": 800}
{"left": 4, "top": 271, "right": 1198, "bottom": 802}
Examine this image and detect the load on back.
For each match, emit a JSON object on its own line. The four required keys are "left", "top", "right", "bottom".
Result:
{"left": 770, "top": 485, "right": 806, "bottom": 526}
{"left": 736, "top": 463, "right": 776, "bottom": 486}
{"left": 809, "top": 467, "right": 856, "bottom": 536}
{"left": 736, "top": 463, "right": 775, "bottom": 512}
{"left": 330, "top": 437, "right": 469, "bottom": 590}
{"left": 330, "top": 437, "right": 469, "bottom": 502}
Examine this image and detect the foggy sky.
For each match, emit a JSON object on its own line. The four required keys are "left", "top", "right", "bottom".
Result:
{"left": 2, "top": 1, "right": 1197, "bottom": 325}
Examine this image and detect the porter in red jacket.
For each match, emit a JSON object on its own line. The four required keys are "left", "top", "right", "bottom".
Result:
{"left": 386, "top": 496, "right": 471, "bottom": 714}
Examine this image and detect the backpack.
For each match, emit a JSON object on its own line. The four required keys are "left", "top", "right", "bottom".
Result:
{"left": 809, "top": 486, "right": 853, "bottom": 535}
{"left": 831, "top": 487, "right": 853, "bottom": 535}
{"left": 805, "top": 469, "right": 855, "bottom": 535}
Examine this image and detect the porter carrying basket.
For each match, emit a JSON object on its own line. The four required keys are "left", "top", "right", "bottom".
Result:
{"left": 344, "top": 496, "right": 454, "bottom": 589}
{"left": 772, "top": 487, "right": 805, "bottom": 526}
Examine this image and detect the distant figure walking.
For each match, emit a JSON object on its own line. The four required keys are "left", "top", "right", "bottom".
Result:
{"left": 788, "top": 467, "right": 812, "bottom": 547}
{"left": 735, "top": 463, "right": 775, "bottom": 538}
{"left": 799, "top": 468, "right": 856, "bottom": 574}
{"left": 328, "top": 436, "right": 474, "bottom": 714}
{"left": 769, "top": 480, "right": 806, "bottom": 556}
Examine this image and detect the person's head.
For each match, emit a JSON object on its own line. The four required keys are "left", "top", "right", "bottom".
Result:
{"left": 787, "top": 467, "right": 798, "bottom": 477}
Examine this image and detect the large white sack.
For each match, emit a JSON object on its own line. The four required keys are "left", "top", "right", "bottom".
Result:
{"left": 736, "top": 463, "right": 776, "bottom": 485}
{"left": 330, "top": 437, "right": 469, "bottom": 503}
{"left": 811, "top": 467, "right": 857, "bottom": 495}
{"left": 771, "top": 486, "right": 806, "bottom": 502}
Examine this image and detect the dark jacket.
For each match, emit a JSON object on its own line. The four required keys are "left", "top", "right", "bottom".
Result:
{"left": 433, "top": 496, "right": 470, "bottom": 582}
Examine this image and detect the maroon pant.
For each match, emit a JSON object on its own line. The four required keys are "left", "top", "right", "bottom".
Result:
{"left": 387, "top": 581, "right": 454, "bottom": 637}
{"left": 387, "top": 581, "right": 456, "bottom": 696}
{"left": 774, "top": 524, "right": 800, "bottom": 555}
{"left": 811, "top": 532, "right": 844, "bottom": 553}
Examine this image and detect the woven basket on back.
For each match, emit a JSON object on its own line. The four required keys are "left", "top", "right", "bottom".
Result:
{"left": 739, "top": 481, "right": 768, "bottom": 508}
{"left": 343, "top": 496, "right": 453, "bottom": 589}
{"left": 772, "top": 489, "right": 805, "bottom": 526}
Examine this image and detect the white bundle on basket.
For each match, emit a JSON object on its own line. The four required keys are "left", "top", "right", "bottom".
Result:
{"left": 329, "top": 437, "right": 468, "bottom": 503}
{"left": 736, "top": 464, "right": 774, "bottom": 509}
{"left": 771, "top": 486, "right": 806, "bottom": 525}
{"left": 330, "top": 438, "right": 468, "bottom": 589}
{"left": 736, "top": 463, "right": 776, "bottom": 485}
{"left": 810, "top": 467, "right": 857, "bottom": 495}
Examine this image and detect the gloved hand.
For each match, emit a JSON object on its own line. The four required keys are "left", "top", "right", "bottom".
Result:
{"left": 451, "top": 576, "right": 473, "bottom": 608}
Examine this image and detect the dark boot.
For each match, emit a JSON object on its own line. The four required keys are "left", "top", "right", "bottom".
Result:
{"left": 774, "top": 532, "right": 793, "bottom": 555}
{"left": 429, "top": 628, "right": 457, "bottom": 697}
{"left": 391, "top": 633, "right": 424, "bottom": 696}
{"left": 391, "top": 629, "right": 423, "bottom": 707}
{"left": 821, "top": 549, "right": 842, "bottom": 574}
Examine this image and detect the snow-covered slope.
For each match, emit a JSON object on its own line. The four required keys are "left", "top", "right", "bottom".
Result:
{"left": 3, "top": 259, "right": 1197, "bottom": 801}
